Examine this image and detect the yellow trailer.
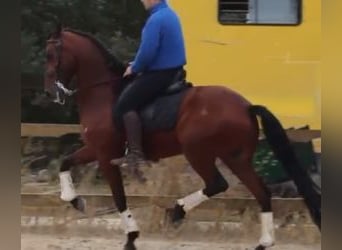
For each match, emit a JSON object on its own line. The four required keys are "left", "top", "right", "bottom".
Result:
{"left": 170, "top": 0, "right": 321, "bottom": 131}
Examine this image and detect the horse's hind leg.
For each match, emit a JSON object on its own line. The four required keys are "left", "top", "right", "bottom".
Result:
{"left": 220, "top": 155, "right": 274, "bottom": 249}
{"left": 171, "top": 150, "right": 229, "bottom": 224}
{"left": 59, "top": 146, "right": 96, "bottom": 212}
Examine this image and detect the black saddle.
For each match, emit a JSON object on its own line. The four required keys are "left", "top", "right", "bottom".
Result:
{"left": 139, "top": 69, "right": 192, "bottom": 131}
{"left": 115, "top": 69, "right": 192, "bottom": 132}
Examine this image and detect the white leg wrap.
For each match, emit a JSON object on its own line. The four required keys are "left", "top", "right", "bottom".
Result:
{"left": 177, "top": 190, "right": 209, "bottom": 212}
{"left": 259, "top": 212, "right": 275, "bottom": 247}
{"left": 120, "top": 209, "right": 139, "bottom": 234}
{"left": 59, "top": 171, "right": 77, "bottom": 202}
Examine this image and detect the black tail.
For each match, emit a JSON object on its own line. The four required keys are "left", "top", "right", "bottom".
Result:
{"left": 249, "top": 105, "right": 321, "bottom": 230}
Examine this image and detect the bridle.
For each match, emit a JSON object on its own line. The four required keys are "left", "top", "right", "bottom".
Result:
{"left": 46, "top": 38, "right": 72, "bottom": 105}
{"left": 46, "top": 37, "right": 121, "bottom": 105}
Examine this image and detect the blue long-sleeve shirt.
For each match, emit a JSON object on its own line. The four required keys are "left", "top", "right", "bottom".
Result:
{"left": 131, "top": 1, "right": 186, "bottom": 73}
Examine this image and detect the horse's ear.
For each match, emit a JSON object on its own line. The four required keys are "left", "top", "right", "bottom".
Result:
{"left": 48, "top": 21, "right": 63, "bottom": 39}
{"left": 55, "top": 22, "right": 63, "bottom": 37}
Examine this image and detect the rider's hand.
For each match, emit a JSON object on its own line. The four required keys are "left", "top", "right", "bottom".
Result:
{"left": 123, "top": 65, "right": 133, "bottom": 78}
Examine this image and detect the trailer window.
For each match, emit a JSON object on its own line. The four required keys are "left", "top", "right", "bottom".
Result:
{"left": 218, "top": 0, "right": 301, "bottom": 25}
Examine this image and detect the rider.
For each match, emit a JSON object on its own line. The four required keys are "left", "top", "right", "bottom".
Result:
{"left": 111, "top": 0, "right": 186, "bottom": 170}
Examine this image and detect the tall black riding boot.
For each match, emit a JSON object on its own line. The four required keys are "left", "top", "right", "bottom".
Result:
{"left": 111, "top": 111, "right": 150, "bottom": 180}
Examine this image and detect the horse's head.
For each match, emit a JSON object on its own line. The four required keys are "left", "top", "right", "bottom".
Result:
{"left": 44, "top": 24, "right": 77, "bottom": 105}
{"left": 44, "top": 25, "right": 127, "bottom": 105}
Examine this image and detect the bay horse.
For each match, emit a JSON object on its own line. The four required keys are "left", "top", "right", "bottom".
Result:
{"left": 43, "top": 25, "right": 320, "bottom": 250}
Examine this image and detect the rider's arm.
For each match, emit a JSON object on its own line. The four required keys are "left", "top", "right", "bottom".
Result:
{"left": 131, "top": 16, "right": 161, "bottom": 73}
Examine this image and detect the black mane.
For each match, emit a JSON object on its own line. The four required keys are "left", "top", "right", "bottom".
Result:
{"left": 63, "top": 28, "right": 126, "bottom": 74}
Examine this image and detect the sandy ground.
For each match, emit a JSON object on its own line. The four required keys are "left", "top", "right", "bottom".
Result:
{"left": 21, "top": 152, "right": 321, "bottom": 250}
{"left": 21, "top": 233, "right": 321, "bottom": 250}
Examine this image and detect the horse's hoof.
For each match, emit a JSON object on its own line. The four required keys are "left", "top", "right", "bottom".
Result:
{"left": 255, "top": 245, "right": 266, "bottom": 250}
{"left": 172, "top": 204, "right": 186, "bottom": 223}
{"left": 166, "top": 204, "right": 186, "bottom": 228}
{"left": 70, "top": 196, "right": 86, "bottom": 213}
{"left": 124, "top": 232, "right": 139, "bottom": 250}
{"left": 127, "top": 231, "right": 139, "bottom": 242}
{"left": 124, "top": 242, "right": 136, "bottom": 250}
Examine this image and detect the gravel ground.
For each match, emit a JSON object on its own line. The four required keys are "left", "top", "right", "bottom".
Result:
{"left": 21, "top": 233, "right": 321, "bottom": 250}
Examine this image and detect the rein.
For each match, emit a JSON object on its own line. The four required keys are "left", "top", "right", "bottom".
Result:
{"left": 53, "top": 77, "right": 121, "bottom": 105}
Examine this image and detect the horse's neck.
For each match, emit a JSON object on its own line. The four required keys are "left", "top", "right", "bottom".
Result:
{"left": 76, "top": 48, "right": 112, "bottom": 87}
{"left": 75, "top": 59, "right": 119, "bottom": 122}
{"left": 76, "top": 80, "right": 118, "bottom": 127}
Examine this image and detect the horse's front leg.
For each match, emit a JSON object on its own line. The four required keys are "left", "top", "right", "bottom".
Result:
{"left": 98, "top": 157, "right": 139, "bottom": 250}
{"left": 59, "top": 146, "right": 96, "bottom": 212}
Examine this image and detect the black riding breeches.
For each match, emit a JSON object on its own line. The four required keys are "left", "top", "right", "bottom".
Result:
{"left": 113, "top": 67, "right": 183, "bottom": 129}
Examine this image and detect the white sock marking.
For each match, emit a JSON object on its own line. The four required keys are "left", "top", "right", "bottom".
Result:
{"left": 59, "top": 171, "right": 77, "bottom": 202}
{"left": 177, "top": 190, "right": 209, "bottom": 212}
{"left": 120, "top": 209, "right": 139, "bottom": 234}
{"left": 259, "top": 212, "right": 275, "bottom": 247}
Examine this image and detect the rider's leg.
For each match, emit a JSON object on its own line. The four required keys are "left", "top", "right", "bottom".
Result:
{"left": 120, "top": 110, "right": 148, "bottom": 168}
{"left": 112, "top": 67, "right": 183, "bottom": 169}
